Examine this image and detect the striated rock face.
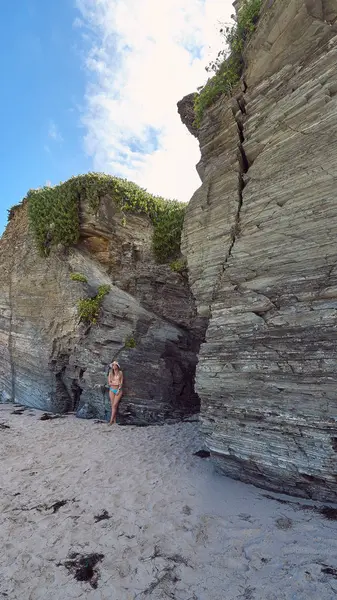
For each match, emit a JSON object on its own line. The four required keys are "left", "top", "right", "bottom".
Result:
{"left": 0, "top": 195, "right": 201, "bottom": 425}
{"left": 181, "top": 0, "right": 337, "bottom": 501}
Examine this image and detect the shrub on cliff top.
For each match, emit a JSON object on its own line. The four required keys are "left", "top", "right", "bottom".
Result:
{"left": 194, "top": 0, "right": 262, "bottom": 127}
{"left": 27, "top": 173, "right": 186, "bottom": 263}
{"left": 27, "top": 179, "right": 80, "bottom": 255}
{"left": 7, "top": 201, "right": 25, "bottom": 222}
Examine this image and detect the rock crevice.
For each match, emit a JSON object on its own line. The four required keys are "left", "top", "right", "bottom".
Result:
{"left": 209, "top": 91, "right": 249, "bottom": 312}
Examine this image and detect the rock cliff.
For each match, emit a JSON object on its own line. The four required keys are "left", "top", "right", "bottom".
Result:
{"left": 0, "top": 180, "right": 202, "bottom": 424}
{"left": 180, "top": 0, "right": 337, "bottom": 501}
{"left": 1, "top": 0, "right": 336, "bottom": 502}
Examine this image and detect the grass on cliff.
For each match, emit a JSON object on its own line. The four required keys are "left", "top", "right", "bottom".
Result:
{"left": 194, "top": 0, "right": 262, "bottom": 127}
{"left": 124, "top": 335, "right": 136, "bottom": 349}
{"left": 170, "top": 257, "right": 187, "bottom": 274}
{"left": 26, "top": 173, "right": 186, "bottom": 264}
{"left": 78, "top": 284, "right": 111, "bottom": 324}
{"left": 70, "top": 272, "right": 88, "bottom": 283}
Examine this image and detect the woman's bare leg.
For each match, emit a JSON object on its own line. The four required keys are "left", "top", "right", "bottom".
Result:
{"left": 111, "top": 391, "right": 123, "bottom": 424}
{"left": 108, "top": 390, "right": 115, "bottom": 425}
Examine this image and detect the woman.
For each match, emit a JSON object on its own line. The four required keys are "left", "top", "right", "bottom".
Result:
{"left": 107, "top": 361, "right": 123, "bottom": 425}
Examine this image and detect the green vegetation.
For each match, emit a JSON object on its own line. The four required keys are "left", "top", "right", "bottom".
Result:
{"left": 194, "top": 0, "right": 262, "bottom": 127}
{"left": 170, "top": 257, "right": 187, "bottom": 273}
{"left": 27, "top": 180, "right": 80, "bottom": 256}
{"left": 70, "top": 272, "right": 88, "bottom": 283}
{"left": 152, "top": 201, "right": 186, "bottom": 264}
{"left": 77, "top": 284, "right": 111, "bottom": 324}
{"left": 7, "top": 201, "right": 24, "bottom": 222}
{"left": 26, "top": 173, "right": 186, "bottom": 263}
{"left": 124, "top": 335, "right": 136, "bottom": 349}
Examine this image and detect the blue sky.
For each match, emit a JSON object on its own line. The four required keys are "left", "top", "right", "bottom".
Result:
{"left": 0, "top": 0, "right": 91, "bottom": 233}
{"left": 0, "top": 0, "right": 232, "bottom": 236}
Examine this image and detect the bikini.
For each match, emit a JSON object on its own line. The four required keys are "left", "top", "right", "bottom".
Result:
{"left": 109, "top": 387, "right": 122, "bottom": 394}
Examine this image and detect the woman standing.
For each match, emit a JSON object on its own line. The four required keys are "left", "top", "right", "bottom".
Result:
{"left": 107, "top": 361, "right": 123, "bottom": 425}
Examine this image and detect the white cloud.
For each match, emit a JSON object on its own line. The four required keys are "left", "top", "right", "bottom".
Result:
{"left": 48, "top": 120, "right": 63, "bottom": 143}
{"left": 75, "top": 0, "right": 234, "bottom": 202}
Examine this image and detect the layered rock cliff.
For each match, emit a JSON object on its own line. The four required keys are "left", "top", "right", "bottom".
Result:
{"left": 180, "top": 0, "right": 337, "bottom": 501}
{"left": 0, "top": 181, "right": 202, "bottom": 424}
{"left": 1, "top": 0, "right": 336, "bottom": 503}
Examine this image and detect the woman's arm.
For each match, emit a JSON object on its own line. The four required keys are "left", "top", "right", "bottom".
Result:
{"left": 118, "top": 372, "right": 124, "bottom": 391}
{"left": 107, "top": 370, "right": 112, "bottom": 386}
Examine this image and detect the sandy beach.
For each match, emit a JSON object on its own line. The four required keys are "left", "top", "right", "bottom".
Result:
{"left": 1, "top": 405, "right": 337, "bottom": 600}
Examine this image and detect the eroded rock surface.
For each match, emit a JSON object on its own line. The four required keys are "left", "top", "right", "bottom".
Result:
{"left": 177, "top": 93, "right": 199, "bottom": 139}
{"left": 181, "top": 0, "right": 337, "bottom": 501}
{"left": 0, "top": 197, "right": 201, "bottom": 424}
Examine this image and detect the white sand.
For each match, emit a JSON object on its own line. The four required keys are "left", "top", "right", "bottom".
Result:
{"left": 1, "top": 405, "right": 337, "bottom": 600}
